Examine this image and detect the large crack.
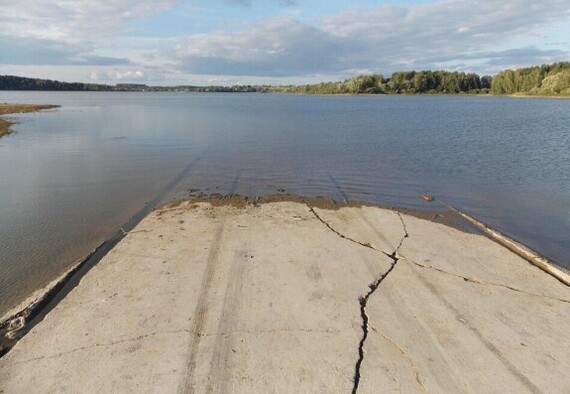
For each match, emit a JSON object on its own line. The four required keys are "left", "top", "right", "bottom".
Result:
{"left": 352, "top": 253, "right": 399, "bottom": 394}
{"left": 306, "top": 205, "right": 567, "bottom": 393}
{"left": 353, "top": 215, "right": 408, "bottom": 394}
{"left": 306, "top": 204, "right": 409, "bottom": 393}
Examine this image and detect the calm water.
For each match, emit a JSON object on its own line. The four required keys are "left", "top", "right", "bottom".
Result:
{"left": 0, "top": 92, "right": 569, "bottom": 316}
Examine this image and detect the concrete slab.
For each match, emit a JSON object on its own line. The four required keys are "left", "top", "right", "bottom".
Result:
{"left": 312, "top": 206, "right": 406, "bottom": 253}
{"left": 399, "top": 214, "right": 570, "bottom": 302}
{"left": 1, "top": 200, "right": 568, "bottom": 393}
{"left": 360, "top": 260, "right": 570, "bottom": 393}
{"left": 0, "top": 201, "right": 394, "bottom": 393}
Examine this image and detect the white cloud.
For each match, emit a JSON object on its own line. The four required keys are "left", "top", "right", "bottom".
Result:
{"left": 0, "top": 0, "right": 178, "bottom": 72}
{"left": 0, "top": 0, "right": 568, "bottom": 83}
{"left": 225, "top": 0, "right": 296, "bottom": 5}
{"left": 111, "top": 70, "right": 145, "bottom": 80}
{"left": 171, "top": 0, "right": 570, "bottom": 77}
{"left": 0, "top": 0, "right": 179, "bottom": 42}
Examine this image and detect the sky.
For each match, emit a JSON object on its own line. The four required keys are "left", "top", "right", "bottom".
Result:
{"left": 0, "top": 0, "right": 568, "bottom": 85}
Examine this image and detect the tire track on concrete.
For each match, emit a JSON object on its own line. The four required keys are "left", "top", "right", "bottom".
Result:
{"left": 180, "top": 172, "right": 241, "bottom": 393}
{"left": 179, "top": 221, "right": 226, "bottom": 394}
{"left": 205, "top": 249, "right": 248, "bottom": 394}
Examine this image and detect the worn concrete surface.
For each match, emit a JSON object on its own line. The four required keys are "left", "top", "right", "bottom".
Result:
{"left": 1, "top": 201, "right": 569, "bottom": 393}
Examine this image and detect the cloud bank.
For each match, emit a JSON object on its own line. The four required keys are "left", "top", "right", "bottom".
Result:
{"left": 0, "top": 0, "right": 568, "bottom": 84}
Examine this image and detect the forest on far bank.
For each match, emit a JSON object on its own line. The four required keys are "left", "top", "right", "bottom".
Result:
{"left": 276, "top": 71, "right": 491, "bottom": 94}
{"left": 277, "top": 62, "right": 570, "bottom": 96}
{"left": 490, "top": 62, "right": 570, "bottom": 96}
{"left": 1, "top": 62, "right": 569, "bottom": 96}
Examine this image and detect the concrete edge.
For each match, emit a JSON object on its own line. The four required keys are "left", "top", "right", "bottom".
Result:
{"left": 441, "top": 201, "right": 570, "bottom": 287}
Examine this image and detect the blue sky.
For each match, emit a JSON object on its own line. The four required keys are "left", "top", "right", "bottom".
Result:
{"left": 0, "top": 0, "right": 568, "bottom": 85}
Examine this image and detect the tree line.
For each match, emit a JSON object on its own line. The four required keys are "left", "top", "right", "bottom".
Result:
{"left": 0, "top": 75, "right": 112, "bottom": 91}
{"left": 280, "top": 63, "right": 570, "bottom": 96}
{"left": 276, "top": 71, "right": 492, "bottom": 94}
{"left": 1, "top": 62, "right": 569, "bottom": 96}
{"left": 490, "top": 62, "right": 570, "bottom": 96}
{"left": 0, "top": 76, "right": 266, "bottom": 93}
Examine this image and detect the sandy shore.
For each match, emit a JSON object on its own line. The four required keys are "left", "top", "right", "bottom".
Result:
{"left": 1, "top": 197, "right": 569, "bottom": 392}
{"left": 0, "top": 103, "right": 60, "bottom": 138}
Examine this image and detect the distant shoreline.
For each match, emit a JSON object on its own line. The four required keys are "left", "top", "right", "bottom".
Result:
{"left": 507, "top": 93, "right": 570, "bottom": 99}
{"left": 0, "top": 103, "right": 60, "bottom": 138}
{"left": 2, "top": 62, "right": 569, "bottom": 97}
{"left": 2, "top": 90, "right": 568, "bottom": 99}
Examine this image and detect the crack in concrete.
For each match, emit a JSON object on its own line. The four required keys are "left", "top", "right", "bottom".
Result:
{"left": 395, "top": 212, "right": 409, "bottom": 253}
{"left": 369, "top": 324, "right": 429, "bottom": 393}
{"left": 408, "top": 260, "right": 570, "bottom": 304}
{"left": 307, "top": 206, "right": 377, "bottom": 251}
{"left": 0, "top": 328, "right": 190, "bottom": 369}
{"left": 3, "top": 325, "right": 343, "bottom": 370}
{"left": 353, "top": 255, "right": 399, "bottom": 394}
{"left": 413, "top": 269, "right": 542, "bottom": 394}
{"left": 199, "top": 327, "right": 341, "bottom": 337}
{"left": 353, "top": 219, "right": 408, "bottom": 394}
{"left": 305, "top": 204, "right": 410, "bottom": 393}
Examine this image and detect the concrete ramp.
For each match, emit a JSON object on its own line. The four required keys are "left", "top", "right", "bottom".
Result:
{"left": 1, "top": 200, "right": 568, "bottom": 393}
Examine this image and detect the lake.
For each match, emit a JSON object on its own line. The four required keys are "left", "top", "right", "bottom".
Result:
{"left": 0, "top": 92, "right": 568, "bottom": 317}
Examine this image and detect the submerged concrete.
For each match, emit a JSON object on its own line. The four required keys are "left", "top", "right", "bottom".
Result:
{"left": 0, "top": 200, "right": 568, "bottom": 393}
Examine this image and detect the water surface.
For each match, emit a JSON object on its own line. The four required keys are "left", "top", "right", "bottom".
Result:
{"left": 0, "top": 92, "right": 568, "bottom": 316}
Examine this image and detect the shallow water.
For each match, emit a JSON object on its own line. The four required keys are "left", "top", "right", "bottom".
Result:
{"left": 0, "top": 92, "right": 568, "bottom": 316}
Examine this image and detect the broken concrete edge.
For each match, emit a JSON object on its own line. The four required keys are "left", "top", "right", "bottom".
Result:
{"left": 0, "top": 244, "right": 104, "bottom": 355}
{"left": 440, "top": 200, "right": 570, "bottom": 287}
{"left": 0, "top": 245, "right": 96, "bottom": 326}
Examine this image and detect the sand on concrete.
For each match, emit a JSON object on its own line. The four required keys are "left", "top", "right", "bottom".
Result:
{"left": 0, "top": 200, "right": 568, "bottom": 393}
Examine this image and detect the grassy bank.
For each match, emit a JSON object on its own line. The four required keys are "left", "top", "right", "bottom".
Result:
{"left": 0, "top": 103, "right": 59, "bottom": 138}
